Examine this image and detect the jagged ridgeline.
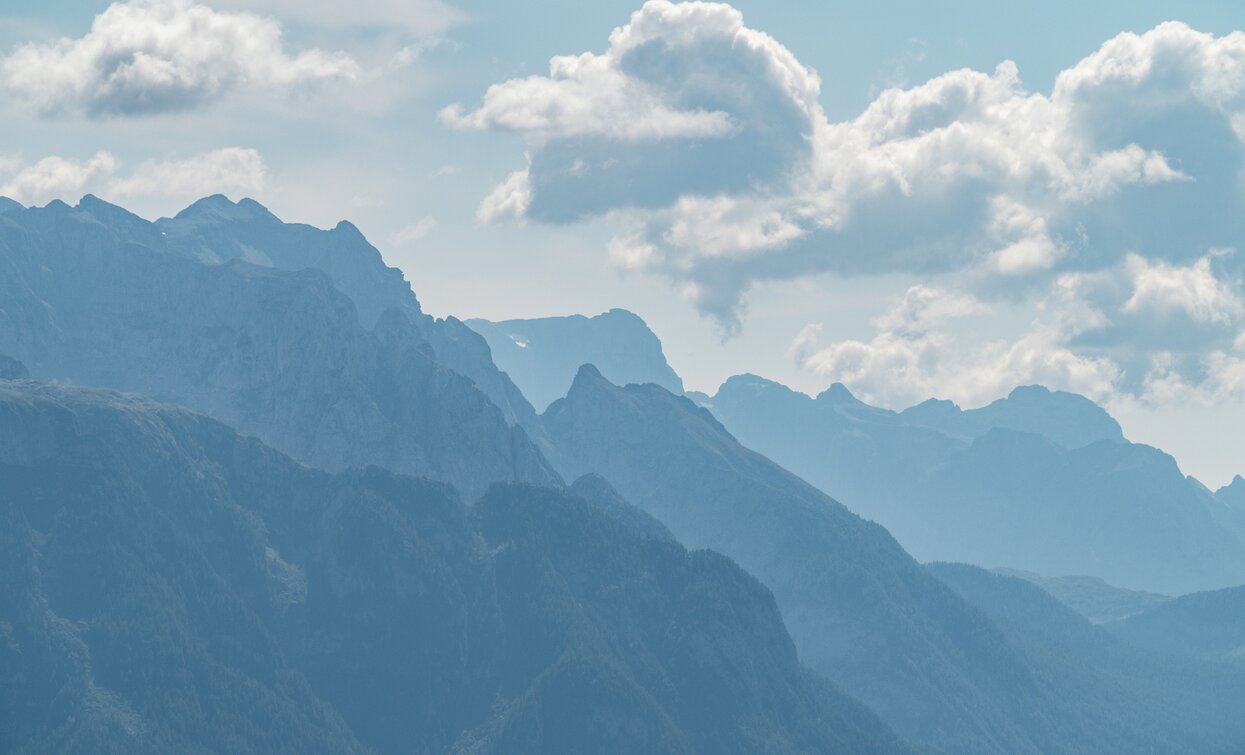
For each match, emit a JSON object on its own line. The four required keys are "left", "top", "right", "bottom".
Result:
{"left": 4, "top": 195, "right": 1245, "bottom": 755}
{"left": 0, "top": 379, "right": 905, "bottom": 753}
{"left": 0, "top": 196, "right": 549, "bottom": 499}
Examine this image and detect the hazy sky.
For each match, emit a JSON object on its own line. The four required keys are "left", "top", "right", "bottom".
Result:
{"left": 3, "top": 0, "right": 1245, "bottom": 486}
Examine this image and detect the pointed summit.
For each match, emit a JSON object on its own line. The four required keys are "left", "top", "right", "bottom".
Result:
{"left": 816, "top": 382, "right": 860, "bottom": 405}
{"left": 467, "top": 309, "right": 683, "bottom": 411}
{"left": 173, "top": 194, "right": 276, "bottom": 223}
{"left": 567, "top": 363, "right": 611, "bottom": 395}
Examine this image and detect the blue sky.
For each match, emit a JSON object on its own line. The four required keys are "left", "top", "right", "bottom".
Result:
{"left": 3, "top": 1, "right": 1245, "bottom": 486}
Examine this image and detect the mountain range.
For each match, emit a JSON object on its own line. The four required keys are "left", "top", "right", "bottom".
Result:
{"left": 0, "top": 375, "right": 903, "bottom": 753}
{"left": 482, "top": 308, "right": 1245, "bottom": 595}
{"left": 467, "top": 309, "right": 685, "bottom": 411}
{"left": 0, "top": 195, "right": 550, "bottom": 499}
{"left": 3, "top": 194, "right": 1245, "bottom": 753}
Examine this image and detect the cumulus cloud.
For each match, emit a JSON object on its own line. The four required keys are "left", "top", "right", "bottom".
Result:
{"left": 0, "top": 0, "right": 359, "bottom": 117}
{"left": 110, "top": 147, "right": 266, "bottom": 197}
{"left": 454, "top": 7, "right": 1245, "bottom": 331}
{"left": 0, "top": 148, "right": 268, "bottom": 206}
{"left": 0, "top": 152, "right": 120, "bottom": 206}
{"left": 446, "top": 0, "right": 825, "bottom": 226}
{"left": 794, "top": 286, "right": 1122, "bottom": 407}
{"left": 476, "top": 169, "right": 532, "bottom": 223}
{"left": 796, "top": 252, "right": 1245, "bottom": 409}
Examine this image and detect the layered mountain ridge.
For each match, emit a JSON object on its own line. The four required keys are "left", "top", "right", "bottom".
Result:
{"left": 0, "top": 376, "right": 905, "bottom": 754}
{"left": 0, "top": 196, "right": 552, "bottom": 498}
{"left": 467, "top": 308, "right": 684, "bottom": 411}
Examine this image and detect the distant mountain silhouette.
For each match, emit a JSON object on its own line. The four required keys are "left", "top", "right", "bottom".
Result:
{"left": 533, "top": 365, "right": 1242, "bottom": 753}
{"left": 991, "top": 569, "right": 1171, "bottom": 624}
{"left": 467, "top": 309, "right": 684, "bottom": 410}
{"left": 0, "top": 378, "right": 906, "bottom": 754}
{"left": 1110, "top": 585, "right": 1245, "bottom": 666}
{"left": 901, "top": 384, "right": 1124, "bottom": 449}
{"left": 927, "top": 563, "right": 1245, "bottom": 752}
{"left": 0, "top": 196, "right": 553, "bottom": 498}
{"left": 696, "top": 374, "right": 1245, "bottom": 594}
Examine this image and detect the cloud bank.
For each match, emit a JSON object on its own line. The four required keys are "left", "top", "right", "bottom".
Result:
{"left": 453, "top": 2, "right": 1245, "bottom": 409}
{"left": 0, "top": 0, "right": 359, "bottom": 117}
{"left": 452, "top": 4, "right": 1245, "bottom": 330}
{"left": 0, "top": 148, "right": 267, "bottom": 207}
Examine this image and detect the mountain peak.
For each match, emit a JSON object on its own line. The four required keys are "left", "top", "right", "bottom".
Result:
{"left": 174, "top": 194, "right": 275, "bottom": 223}
{"left": 0, "top": 196, "right": 23, "bottom": 214}
{"left": 718, "top": 373, "right": 792, "bottom": 396}
{"left": 1217, "top": 475, "right": 1245, "bottom": 508}
{"left": 467, "top": 310, "right": 683, "bottom": 411}
{"left": 76, "top": 194, "right": 149, "bottom": 226}
{"left": 1007, "top": 384, "right": 1052, "bottom": 399}
{"left": 569, "top": 362, "right": 608, "bottom": 391}
{"left": 816, "top": 382, "right": 858, "bottom": 403}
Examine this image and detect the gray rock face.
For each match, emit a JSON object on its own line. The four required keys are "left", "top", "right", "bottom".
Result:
{"left": 153, "top": 194, "right": 537, "bottom": 427}
{"left": 0, "top": 197, "right": 556, "bottom": 499}
{"left": 699, "top": 373, "right": 1245, "bottom": 594}
{"left": 467, "top": 308, "right": 684, "bottom": 410}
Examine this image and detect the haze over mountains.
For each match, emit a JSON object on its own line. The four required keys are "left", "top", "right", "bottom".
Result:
{"left": 468, "top": 309, "right": 685, "bottom": 411}
{"left": 3, "top": 194, "right": 1245, "bottom": 753}
{"left": 0, "top": 195, "right": 550, "bottom": 499}
{"left": 0, "top": 378, "right": 902, "bottom": 754}
{"left": 490, "top": 308, "right": 1245, "bottom": 595}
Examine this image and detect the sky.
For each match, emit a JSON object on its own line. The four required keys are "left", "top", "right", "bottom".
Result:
{"left": 2, "top": 0, "right": 1245, "bottom": 486}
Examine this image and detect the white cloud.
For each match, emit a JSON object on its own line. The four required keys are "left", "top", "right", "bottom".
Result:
{"left": 392, "top": 216, "right": 437, "bottom": 245}
{"left": 0, "top": 148, "right": 268, "bottom": 207}
{"left": 0, "top": 152, "right": 119, "bottom": 205}
{"left": 455, "top": 8, "right": 1245, "bottom": 330}
{"left": 1123, "top": 255, "right": 1243, "bottom": 325}
{"left": 476, "top": 169, "right": 532, "bottom": 223}
{"left": 794, "top": 287, "right": 1121, "bottom": 408}
{"left": 447, "top": 0, "right": 825, "bottom": 225}
{"left": 0, "top": 0, "right": 359, "bottom": 117}
{"left": 110, "top": 147, "right": 266, "bottom": 198}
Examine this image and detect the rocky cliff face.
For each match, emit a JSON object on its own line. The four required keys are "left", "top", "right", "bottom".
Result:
{"left": 156, "top": 194, "right": 538, "bottom": 427}
{"left": 0, "top": 379, "right": 906, "bottom": 754}
{"left": 0, "top": 197, "right": 554, "bottom": 499}
{"left": 468, "top": 308, "right": 684, "bottom": 410}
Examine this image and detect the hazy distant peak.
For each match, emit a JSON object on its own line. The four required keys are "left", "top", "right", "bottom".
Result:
{"left": 901, "top": 397, "right": 961, "bottom": 422}
{"left": 466, "top": 308, "right": 683, "bottom": 411}
{"left": 173, "top": 194, "right": 276, "bottom": 223}
{"left": 0, "top": 196, "right": 24, "bottom": 214}
{"left": 568, "top": 362, "right": 609, "bottom": 393}
{"left": 332, "top": 219, "right": 365, "bottom": 238}
{"left": 718, "top": 373, "right": 792, "bottom": 395}
{"left": 1218, "top": 475, "right": 1245, "bottom": 507}
{"left": 75, "top": 194, "right": 151, "bottom": 227}
{"left": 816, "top": 382, "right": 863, "bottom": 405}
